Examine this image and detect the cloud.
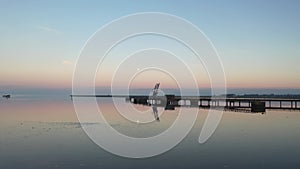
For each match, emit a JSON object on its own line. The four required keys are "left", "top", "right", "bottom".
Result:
{"left": 35, "top": 25, "right": 62, "bottom": 34}
{"left": 62, "top": 60, "right": 72, "bottom": 65}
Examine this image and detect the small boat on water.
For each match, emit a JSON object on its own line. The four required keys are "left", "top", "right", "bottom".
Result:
{"left": 2, "top": 94, "right": 11, "bottom": 99}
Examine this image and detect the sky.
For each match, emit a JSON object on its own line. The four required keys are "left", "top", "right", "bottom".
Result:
{"left": 1, "top": 0, "right": 300, "bottom": 92}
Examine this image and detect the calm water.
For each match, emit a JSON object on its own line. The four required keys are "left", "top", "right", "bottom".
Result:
{"left": 0, "top": 95, "right": 300, "bottom": 169}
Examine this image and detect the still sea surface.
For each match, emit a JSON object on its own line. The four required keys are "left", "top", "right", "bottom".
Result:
{"left": 0, "top": 89, "right": 300, "bottom": 169}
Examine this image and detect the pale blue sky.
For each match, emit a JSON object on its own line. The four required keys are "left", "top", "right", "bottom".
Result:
{"left": 0, "top": 0, "right": 300, "bottom": 89}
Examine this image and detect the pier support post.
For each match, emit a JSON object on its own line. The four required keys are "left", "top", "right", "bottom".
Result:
{"left": 280, "top": 101, "right": 282, "bottom": 108}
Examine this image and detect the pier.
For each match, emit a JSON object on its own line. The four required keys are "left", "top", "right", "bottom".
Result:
{"left": 70, "top": 94, "right": 300, "bottom": 113}
{"left": 71, "top": 82, "right": 300, "bottom": 113}
{"left": 127, "top": 95, "right": 300, "bottom": 112}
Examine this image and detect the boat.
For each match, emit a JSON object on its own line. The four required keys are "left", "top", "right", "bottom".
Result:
{"left": 2, "top": 94, "right": 11, "bottom": 99}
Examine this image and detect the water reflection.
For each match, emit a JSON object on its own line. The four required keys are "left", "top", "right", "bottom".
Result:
{"left": 152, "top": 106, "right": 160, "bottom": 121}
{"left": 0, "top": 96, "right": 300, "bottom": 169}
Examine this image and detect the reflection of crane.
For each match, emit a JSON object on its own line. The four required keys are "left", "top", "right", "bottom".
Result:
{"left": 152, "top": 83, "right": 160, "bottom": 96}
{"left": 152, "top": 106, "right": 160, "bottom": 121}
